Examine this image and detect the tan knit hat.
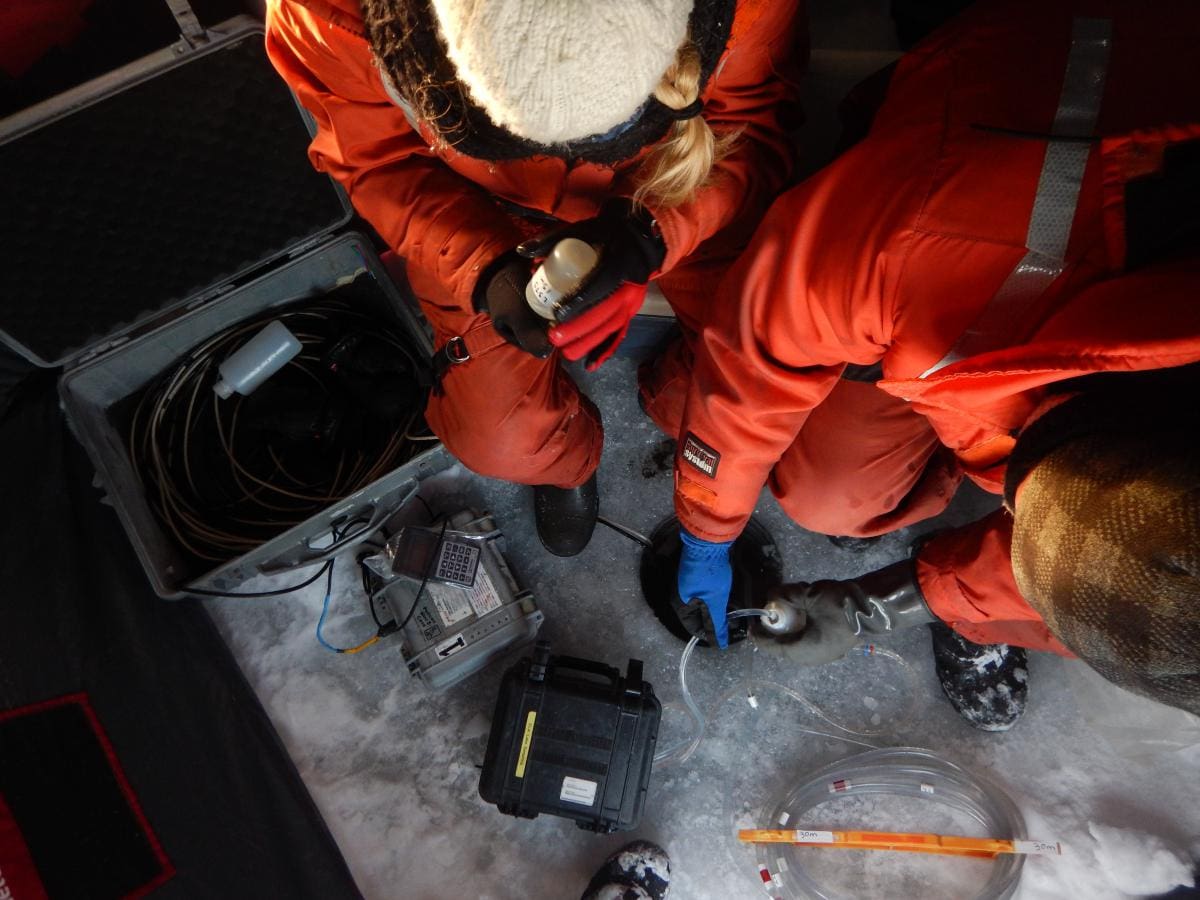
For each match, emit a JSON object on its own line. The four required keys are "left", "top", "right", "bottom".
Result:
{"left": 1009, "top": 382, "right": 1200, "bottom": 717}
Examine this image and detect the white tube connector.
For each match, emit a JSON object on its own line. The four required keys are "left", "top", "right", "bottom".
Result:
{"left": 759, "top": 598, "right": 804, "bottom": 636}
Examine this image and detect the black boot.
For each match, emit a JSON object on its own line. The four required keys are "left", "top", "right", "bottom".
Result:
{"left": 534, "top": 474, "right": 598, "bottom": 557}
{"left": 580, "top": 841, "right": 671, "bottom": 900}
{"left": 930, "top": 623, "right": 1028, "bottom": 731}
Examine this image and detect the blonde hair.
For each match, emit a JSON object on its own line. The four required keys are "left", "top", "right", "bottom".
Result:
{"left": 633, "top": 41, "right": 739, "bottom": 209}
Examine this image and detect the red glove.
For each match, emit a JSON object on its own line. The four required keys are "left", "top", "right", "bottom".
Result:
{"left": 548, "top": 282, "right": 647, "bottom": 370}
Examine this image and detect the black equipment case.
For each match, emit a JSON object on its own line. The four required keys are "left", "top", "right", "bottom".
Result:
{"left": 479, "top": 642, "right": 661, "bottom": 833}
{"left": 0, "top": 7, "right": 448, "bottom": 598}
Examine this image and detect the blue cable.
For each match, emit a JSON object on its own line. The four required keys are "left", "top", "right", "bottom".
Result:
{"left": 315, "top": 560, "right": 342, "bottom": 653}
{"left": 315, "top": 528, "right": 381, "bottom": 655}
{"left": 315, "top": 518, "right": 444, "bottom": 654}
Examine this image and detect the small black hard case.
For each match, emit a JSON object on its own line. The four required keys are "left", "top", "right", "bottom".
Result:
{"left": 479, "top": 642, "right": 661, "bottom": 833}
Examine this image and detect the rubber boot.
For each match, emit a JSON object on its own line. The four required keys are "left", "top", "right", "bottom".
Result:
{"left": 930, "top": 623, "right": 1029, "bottom": 731}
{"left": 759, "top": 560, "right": 935, "bottom": 665}
{"left": 580, "top": 841, "right": 671, "bottom": 900}
{"left": 534, "top": 473, "right": 598, "bottom": 557}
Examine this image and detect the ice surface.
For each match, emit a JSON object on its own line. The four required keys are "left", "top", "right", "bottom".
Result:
{"left": 1089, "top": 824, "right": 1194, "bottom": 896}
{"left": 200, "top": 4, "right": 1199, "bottom": 895}
{"left": 205, "top": 358, "right": 1200, "bottom": 900}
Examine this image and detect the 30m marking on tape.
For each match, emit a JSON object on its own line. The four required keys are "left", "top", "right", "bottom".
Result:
{"left": 792, "top": 830, "right": 835, "bottom": 844}
{"left": 1014, "top": 840, "right": 1063, "bottom": 856}
{"left": 515, "top": 711, "right": 536, "bottom": 779}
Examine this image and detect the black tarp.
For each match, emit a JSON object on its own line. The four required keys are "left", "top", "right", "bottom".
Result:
{"left": 0, "top": 346, "right": 363, "bottom": 898}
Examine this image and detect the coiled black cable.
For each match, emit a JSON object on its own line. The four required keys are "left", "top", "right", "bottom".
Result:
{"left": 128, "top": 280, "right": 432, "bottom": 566}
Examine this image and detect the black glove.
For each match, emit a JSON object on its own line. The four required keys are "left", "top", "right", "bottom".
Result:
{"left": 759, "top": 560, "right": 936, "bottom": 666}
{"left": 474, "top": 252, "right": 552, "bottom": 358}
{"left": 516, "top": 198, "right": 666, "bottom": 323}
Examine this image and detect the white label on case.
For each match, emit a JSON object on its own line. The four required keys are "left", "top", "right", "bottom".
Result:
{"left": 560, "top": 776, "right": 598, "bottom": 806}
{"left": 428, "top": 583, "right": 472, "bottom": 628}
{"left": 434, "top": 633, "right": 467, "bottom": 660}
{"left": 467, "top": 566, "right": 503, "bottom": 617}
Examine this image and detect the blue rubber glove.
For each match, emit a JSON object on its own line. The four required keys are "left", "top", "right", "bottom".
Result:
{"left": 676, "top": 528, "right": 734, "bottom": 649}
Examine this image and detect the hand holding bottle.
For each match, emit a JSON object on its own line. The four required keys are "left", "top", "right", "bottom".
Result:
{"left": 517, "top": 198, "right": 666, "bottom": 369}
{"left": 475, "top": 254, "right": 553, "bottom": 358}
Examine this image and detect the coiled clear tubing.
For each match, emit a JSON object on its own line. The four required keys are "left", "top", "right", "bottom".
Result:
{"left": 653, "top": 609, "right": 916, "bottom": 765}
{"left": 650, "top": 612, "right": 1025, "bottom": 899}
{"left": 759, "top": 747, "right": 1027, "bottom": 900}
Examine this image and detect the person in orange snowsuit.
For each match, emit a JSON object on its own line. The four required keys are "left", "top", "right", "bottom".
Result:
{"left": 264, "top": 0, "right": 803, "bottom": 556}
{"left": 659, "top": 0, "right": 1200, "bottom": 728}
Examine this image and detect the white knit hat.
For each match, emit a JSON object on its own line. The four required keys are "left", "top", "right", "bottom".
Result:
{"left": 428, "top": 0, "right": 693, "bottom": 144}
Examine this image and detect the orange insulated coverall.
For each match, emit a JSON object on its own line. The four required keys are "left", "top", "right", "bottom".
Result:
{"left": 265, "top": 0, "right": 803, "bottom": 487}
{"left": 668, "top": 0, "right": 1200, "bottom": 651}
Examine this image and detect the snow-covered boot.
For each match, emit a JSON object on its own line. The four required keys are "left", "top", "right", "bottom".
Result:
{"left": 930, "top": 623, "right": 1028, "bottom": 731}
{"left": 580, "top": 841, "right": 671, "bottom": 900}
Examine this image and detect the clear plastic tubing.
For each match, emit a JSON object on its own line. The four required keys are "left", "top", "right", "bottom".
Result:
{"left": 758, "top": 747, "right": 1028, "bottom": 900}
{"left": 653, "top": 610, "right": 916, "bottom": 765}
{"left": 655, "top": 609, "right": 772, "bottom": 765}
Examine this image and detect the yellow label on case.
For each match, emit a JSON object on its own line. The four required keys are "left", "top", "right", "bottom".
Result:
{"left": 515, "top": 711, "right": 536, "bottom": 778}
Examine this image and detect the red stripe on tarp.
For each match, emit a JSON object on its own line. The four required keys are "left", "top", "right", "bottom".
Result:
{"left": 0, "top": 694, "right": 175, "bottom": 898}
{"left": 0, "top": 0, "right": 92, "bottom": 79}
{"left": 0, "top": 790, "right": 50, "bottom": 900}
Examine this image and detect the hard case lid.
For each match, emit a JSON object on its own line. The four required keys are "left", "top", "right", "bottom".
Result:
{"left": 479, "top": 644, "right": 661, "bottom": 833}
{"left": 0, "top": 19, "right": 352, "bottom": 368}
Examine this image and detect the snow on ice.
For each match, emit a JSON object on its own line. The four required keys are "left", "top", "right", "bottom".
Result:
{"left": 206, "top": 359, "right": 1199, "bottom": 899}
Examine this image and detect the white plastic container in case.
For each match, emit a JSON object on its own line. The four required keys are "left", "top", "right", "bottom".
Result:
{"left": 0, "top": 14, "right": 443, "bottom": 598}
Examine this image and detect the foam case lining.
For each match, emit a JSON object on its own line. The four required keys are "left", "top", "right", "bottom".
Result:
{"left": 0, "top": 28, "right": 348, "bottom": 366}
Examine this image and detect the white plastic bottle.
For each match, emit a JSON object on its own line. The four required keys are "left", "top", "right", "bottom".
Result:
{"left": 525, "top": 238, "right": 599, "bottom": 321}
{"left": 212, "top": 320, "right": 302, "bottom": 399}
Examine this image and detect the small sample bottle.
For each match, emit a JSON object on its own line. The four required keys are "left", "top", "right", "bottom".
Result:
{"left": 213, "top": 320, "right": 302, "bottom": 399}
{"left": 525, "top": 238, "right": 599, "bottom": 321}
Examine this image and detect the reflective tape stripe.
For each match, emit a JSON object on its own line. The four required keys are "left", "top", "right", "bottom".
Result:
{"left": 920, "top": 17, "right": 1112, "bottom": 379}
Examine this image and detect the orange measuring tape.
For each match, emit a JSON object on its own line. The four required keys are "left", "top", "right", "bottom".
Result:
{"left": 738, "top": 829, "right": 1063, "bottom": 860}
